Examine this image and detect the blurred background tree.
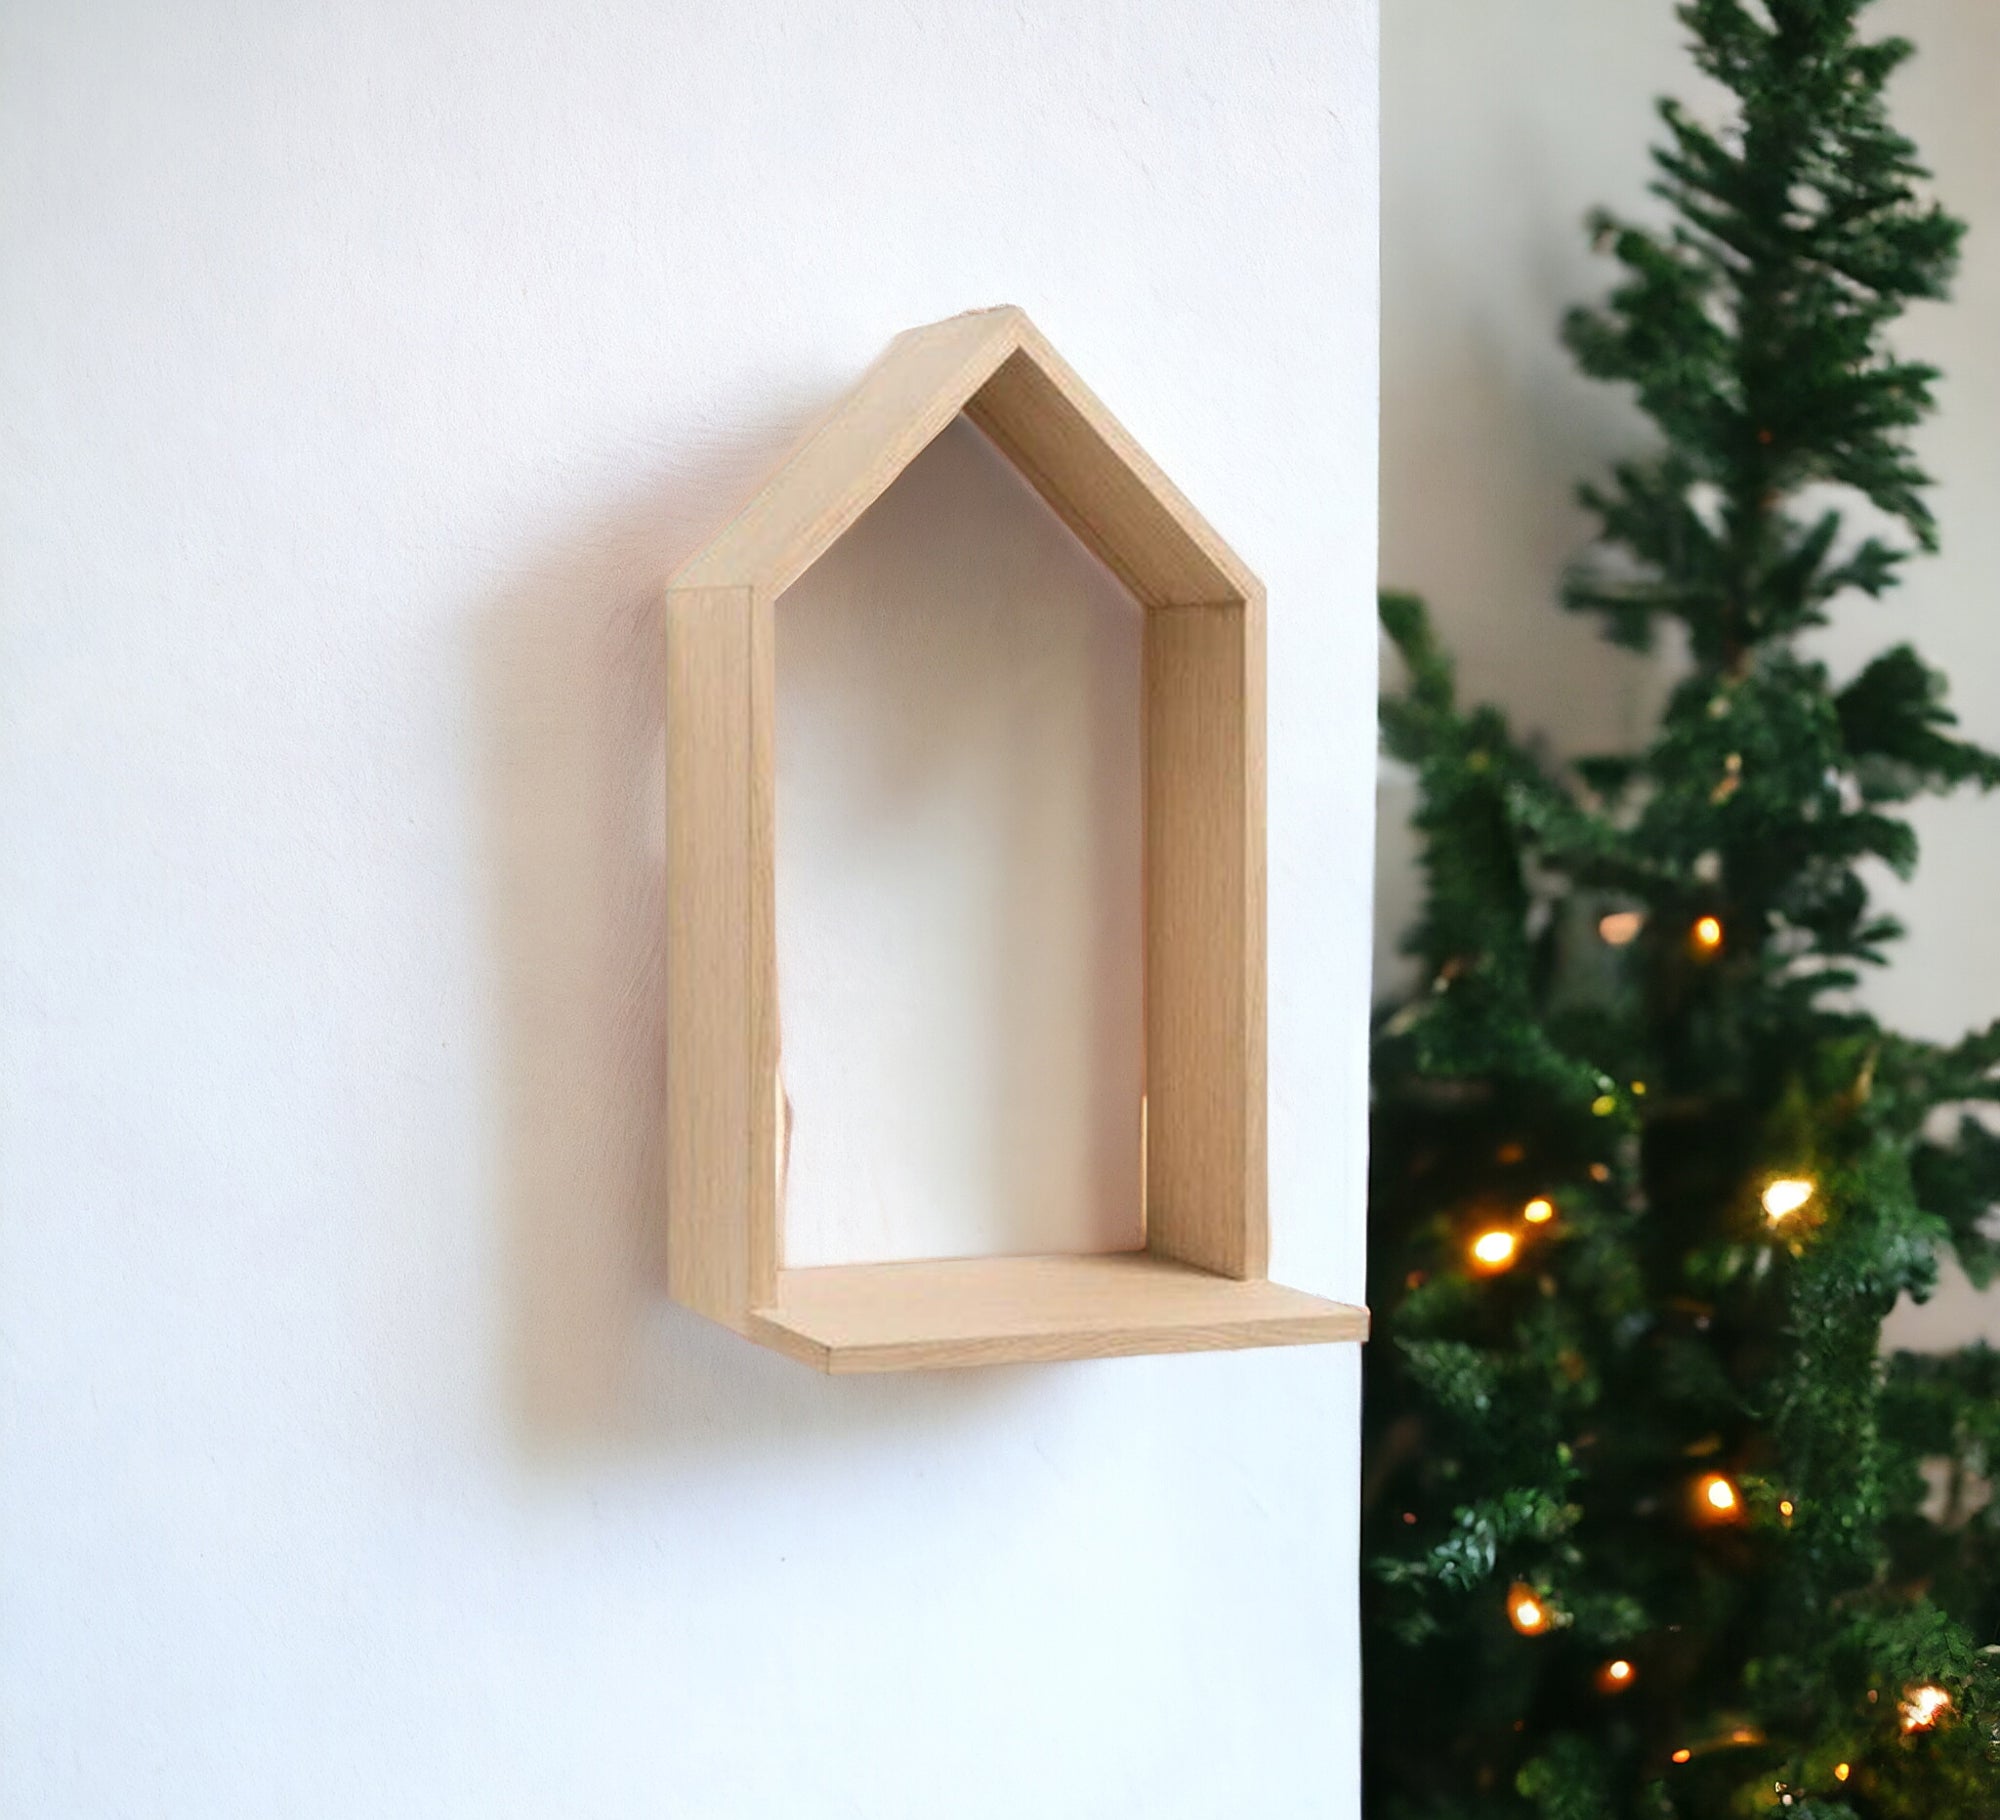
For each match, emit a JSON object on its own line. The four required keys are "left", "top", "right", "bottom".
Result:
{"left": 1365, "top": 3, "right": 2000, "bottom": 1813}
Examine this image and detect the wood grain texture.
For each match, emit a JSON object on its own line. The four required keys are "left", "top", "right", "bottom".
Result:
{"left": 673, "top": 309, "right": 1022, "bottom": 601}
{"left": 963, "top": 331, "right": 1256, "bottom": 608}
{"left": 672, "top": 305, "right": 1257, "bottom": 610}
{"left": 749, "top": 1252, "right": 1366, "bottom": 1374}
{"left": 664, "top": 584, "right": 774, "bottom": 1325}
{"left": 745, "top": 585, "right": 782, "bottom": 1291}
{"left": 663, "top": 308, "right": 1320, "bottom": 1370}
{"left": 1142, "top": 594, "right": 1267, "bottom": 1279}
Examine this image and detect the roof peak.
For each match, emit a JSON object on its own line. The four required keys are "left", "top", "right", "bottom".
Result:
{"left": 670, "top": 306, "right": 1257, "bottom": 608}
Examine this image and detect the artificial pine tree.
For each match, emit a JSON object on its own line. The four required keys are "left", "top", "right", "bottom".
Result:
{"left": 1365, "top": 4, "right": 2000, "bottom": 1815}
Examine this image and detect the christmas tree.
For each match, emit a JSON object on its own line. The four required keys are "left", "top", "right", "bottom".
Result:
{"left": 1364, "top": 4, "right": 2000, "bottom": 1815}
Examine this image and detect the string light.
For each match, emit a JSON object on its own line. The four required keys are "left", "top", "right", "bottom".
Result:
{"left": 1762, "top": 1177, "right": 1815, "bottom": 1223}
{"left": 1595, "top": 1658, "right": 1636, "bottom": 1694}
{"left": 1523, "top": 1197, "right": 1555, "bottom": 1225}
{"left": 1507, "top": 1583, "right": 1551, "bottom": 1636}
{"left": 1901, "top": 1684, "right": 1952, "bottom": 1732}
{"left": 1671, "top": 1748, "right": 1692, "bottom": 1765}
{"left": 1591, "top": 1093, "right": 1618, "bottom": 1117}
{"left": 1779, "top": 1498, "right": 1795, "bottom": 1521}
{"left": 1692, "top": 914, "right": 1725, "bottom": 954}
{"left": 1834, "top": 1763, "right": 1851, "bottom": 1783}
{"left": 1696, "top": 1472, "right": 1742, "bottom": 1522}
{"left": 1470, "top": 1228, "right": 1520, "bottom": 1273}
{"left": 1598, "top": 910, "right": 1643, "bottom": 946}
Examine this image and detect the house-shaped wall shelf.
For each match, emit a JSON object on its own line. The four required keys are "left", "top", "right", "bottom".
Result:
{"left": 665, "top": 305, "right": 1369, "bottom": 1371}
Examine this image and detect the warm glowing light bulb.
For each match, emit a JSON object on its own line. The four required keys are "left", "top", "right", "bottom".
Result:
{"left": 1591, "top": 1093, "right": 1618, "bottom": 1117}
{"left": 1833, "top": 1763, "right": 1851, "bottom": 1783}
{"left": 1523, "top": 1197, "right": 1555, "bottom": 1225}
{"left": 1471, "top": 1228, "right": 1519, "bottom": 1272}
{"left": 1695, "top": 1473, "right": 1741, "bottom": 1522}
{"left": 1594, "top": 1657, "right": 1637, "bottom": 1693}
{"left": 1598, "top": 910, "right": 1643, "bottom": 946}
{"left": 1671, "top": 1748, "right": 1692, "bottom": 1765}
{"left": 1506, "top": 1582, "right": 1551, "bottom": 1636}
{"left": 1762, "top": 1177, "right": 1815, "bottom": 1222}
{"left": 1692, "top": 914, "right": 1725, "bottom": 952}
{"left": 1901, "top": 1684, "right": 1952, "bottom": 1732}
{"left": 1779, "top": 1499, "right": 1795, "bottom": 1520}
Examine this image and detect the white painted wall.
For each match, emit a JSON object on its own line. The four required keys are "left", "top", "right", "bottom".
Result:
{"left": 778, "top": 419, "right": 1146, "bottom": 1268}
{"left": 1379, "top": 0, "right": 2000, "bottom": 1347}
{"left": 0, "top": 3, "right": 1380, "bottom": 1816}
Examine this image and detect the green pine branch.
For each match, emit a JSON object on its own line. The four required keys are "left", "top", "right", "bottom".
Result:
{"left": 1366, "top": 5, "right": 2000, "bottom": 1816}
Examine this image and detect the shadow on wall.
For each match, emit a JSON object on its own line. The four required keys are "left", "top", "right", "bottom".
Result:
{"left": 472, "top": 464, "right": 741, "bottom": 1458}
{"left": 469, "top": 403, "right": 1140, "bottom": 1461}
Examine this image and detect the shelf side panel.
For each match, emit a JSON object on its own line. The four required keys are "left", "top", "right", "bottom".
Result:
{"left": 1143, "top": 595, "right": 1267, "bottom": 1279}
{"left": 666, "top": 585, "right": 775, "bottom": 1326}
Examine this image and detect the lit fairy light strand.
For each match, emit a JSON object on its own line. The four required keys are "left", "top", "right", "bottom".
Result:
{"left": 1507, "top": 1583, "right": 1551, "bottom": 1636}
{"left": 1594, "top": 1658, "right": 1636, "bottom": 1694}
{"left": 1901, "top": 1683, "right": 1952, "bottom": 1732}
{"left": 1598, "top": 910, "right": 1643, "bottom": 946}
{"left": 1694, "top": 1473, "right": 1743, "bottom": 1525}
{"left": 1762, "top": 1177, "right": 1815, "bottom": 1223}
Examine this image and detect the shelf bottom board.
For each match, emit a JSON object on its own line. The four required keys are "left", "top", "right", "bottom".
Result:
{"left": 746, "top": 1251, "right": 1369, "bottom": 1373}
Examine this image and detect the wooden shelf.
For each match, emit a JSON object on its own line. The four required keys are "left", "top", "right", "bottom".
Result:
{"left": 746, "top": 1252, "right": 1368, "bottom": 1374}
{"left": 664, "top": 306, "right": 1364, "bottom": 1371}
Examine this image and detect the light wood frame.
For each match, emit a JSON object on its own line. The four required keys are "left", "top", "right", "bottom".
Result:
{"left": 665, "top": 306, "right": 1367, "bottom": 1371}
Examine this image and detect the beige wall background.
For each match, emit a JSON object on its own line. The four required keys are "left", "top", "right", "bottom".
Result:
{"left": 1377, "top": 0, "right": 2000, "bottom": 1348}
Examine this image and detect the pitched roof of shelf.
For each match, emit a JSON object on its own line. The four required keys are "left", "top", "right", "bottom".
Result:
{"left": 670, "top": 305, "right": 1259, "bottom": 607}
